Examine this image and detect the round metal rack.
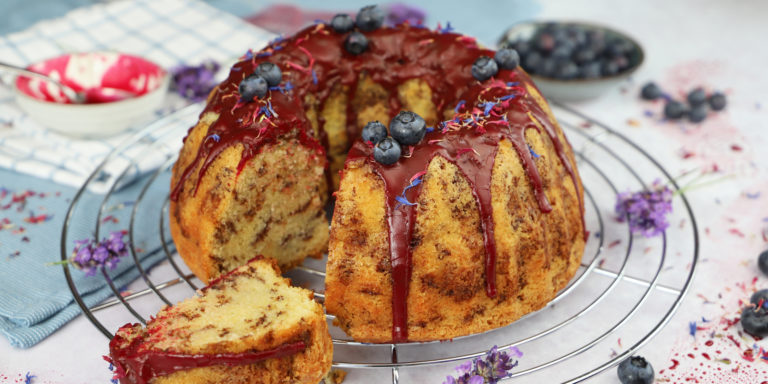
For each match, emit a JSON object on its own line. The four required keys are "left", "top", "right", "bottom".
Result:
{"left": 60, "top": 101, "right": 698, "bottom": 383}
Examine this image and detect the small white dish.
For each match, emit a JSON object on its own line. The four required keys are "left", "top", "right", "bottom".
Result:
{"left": 13, "top": 51, "right": 168, "bottom": 138}
{"left": 500, "top": 21, "right": 644, "bottom": 102}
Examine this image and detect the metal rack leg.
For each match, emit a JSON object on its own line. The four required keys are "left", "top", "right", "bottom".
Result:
{"left": 391, "top": 344, "right": 400, "bottom": 384}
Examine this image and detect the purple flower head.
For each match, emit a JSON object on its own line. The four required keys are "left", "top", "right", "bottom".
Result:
{"left": 485, "top": 346, "right": 518, "bottom": 379}
{"left": 73, "top": 244, "right": 92, "bottom": 265}
{"left": 170, "top": 59, "right": 221, "bottom": 102}
{"left": 468, "top": 376, "right": 484, "bottom": 384}
{"left": 92, "top": 245, "right": 110, "bottom": 263}
{"left": 69, "top": 231, "right": 129, "bottom": 277}
{"left": 444, "top": 345, "right": 520, "bottom": 384}
{"left": 455, "top": 361, "right": 472, "bottom": 374}
{"left": 615, "top": 180, "right": 673, "bottom": 237}
{"left": 107, "top": 231, "right": 127, "bottom": 254}
{"left": 386, "top": 3, "right": 426, "bottom": 26}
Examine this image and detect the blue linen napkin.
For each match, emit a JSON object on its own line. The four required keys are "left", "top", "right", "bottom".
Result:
{"left": 0, "top": 169, "right": 170, "bottom": 348}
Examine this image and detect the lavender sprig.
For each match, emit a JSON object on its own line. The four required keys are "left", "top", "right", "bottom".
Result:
{"left": 615, "top": 180, "right": 673, "bottom": 238}
{"left": 51, "top": 231, "right": 128, "bottom": 276}
{"left": 444, "top": 345, "right": 521, "bottom": 384}
{"left": 170, "top": 60, "right": 220, "bottom": 102}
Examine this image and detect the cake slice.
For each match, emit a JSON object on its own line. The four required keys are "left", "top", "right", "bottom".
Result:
{"left": 107, "top": 256, "right": 333, "bottom": 384}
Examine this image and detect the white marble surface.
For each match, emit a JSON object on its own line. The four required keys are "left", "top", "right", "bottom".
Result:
{"left": 2, "top": 0, "right": 768, "bottom": 383}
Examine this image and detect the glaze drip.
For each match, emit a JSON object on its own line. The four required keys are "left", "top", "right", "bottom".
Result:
{"left": 108, "top": 329, "right": 306, "bottom": 384}
{"left": 170, "top": 23, "right": 584, "bottom": 342}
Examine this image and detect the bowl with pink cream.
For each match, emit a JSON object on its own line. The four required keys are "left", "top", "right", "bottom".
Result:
{"left": 14, "top": 51, "right": 168, "bottom": 138}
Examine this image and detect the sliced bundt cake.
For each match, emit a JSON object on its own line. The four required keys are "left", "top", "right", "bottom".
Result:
{"left": 107, "top": 256, "right": 333, "bottom": 384}
{"left": 169, "top": 5, "right": 586, "bottom": 343}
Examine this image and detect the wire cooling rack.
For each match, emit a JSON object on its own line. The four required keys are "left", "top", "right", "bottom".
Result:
{"left": 60, "top": 101, "right": 698, "bottom": 383}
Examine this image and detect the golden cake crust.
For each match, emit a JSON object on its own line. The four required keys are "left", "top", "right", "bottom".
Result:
{"left": 170, "top": 111, "right": 329, "bottom": 284}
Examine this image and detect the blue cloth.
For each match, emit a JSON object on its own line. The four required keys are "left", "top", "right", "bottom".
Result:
{"left": 0, "top": 167, "right": 168, "bottom": 348}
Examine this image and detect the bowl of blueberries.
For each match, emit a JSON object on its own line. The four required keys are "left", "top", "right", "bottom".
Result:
{"left": 499, "top": 21, "right": 644, "bottom": 102}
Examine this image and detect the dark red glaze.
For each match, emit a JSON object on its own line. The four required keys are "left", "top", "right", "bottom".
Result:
{"left": 108, "top": 324, "right": 306, "bottom": 384}
{"left": 170, "top": 22, "right": 584, "bottom": 342}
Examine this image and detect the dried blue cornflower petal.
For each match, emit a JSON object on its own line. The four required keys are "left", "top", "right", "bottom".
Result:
{"left": 438, "top": 21, "right": 455, "bottom": 34}
{"left": 615, "top": 180, "right": 673, "bottom": 237}
{"left": 170, "top": 60, "right": 221, "bottom": 102}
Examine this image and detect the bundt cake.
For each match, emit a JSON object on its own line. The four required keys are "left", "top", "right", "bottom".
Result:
{"left": 107, "top": 256, "right": 333, "bottom": 384}
{"left": 169, "top": 5, "right": 585, "bottom": 343}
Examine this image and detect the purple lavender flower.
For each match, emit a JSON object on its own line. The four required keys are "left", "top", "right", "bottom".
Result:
{"left": 69, "top": 231, "right": 128, "bottom": 276}
{"left": 443, "top": 345, "right": 520, "bottom": 384}
{"left": 385, "top": 3, "right": 426, "bottom": 26}
{"left": 170, "top": 60, "right": 220, "bottom": 102}
{"left": 615, "top": 180, "right": 673, "bottom": 237}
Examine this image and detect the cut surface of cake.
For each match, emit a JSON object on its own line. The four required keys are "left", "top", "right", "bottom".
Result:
{"left": 169, "top": 5, "right": 586, "bottom": 343}
{"left": 107, "top": 256, "right": 333, "bottom": 384}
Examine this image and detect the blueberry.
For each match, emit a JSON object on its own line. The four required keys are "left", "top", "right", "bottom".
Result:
{"left": 574, "top": 49, "right": 596, "bottom": 64}
{"left": 606, "top": 39, "right": 634, "bottom": 58}
{"left": 238, "top": 75, "right": 268, "bottom": 101}
{"left": 344, "top": 31, "right": 369, "bottom": 55}
{"left": 586, "top": 29, "right": 606, "bottom": 45}
{"left": 355, "top": 5, "right": 384, "bottom": 32}
{"left": 759, "top": 250, "right": 768, "bottom": 276}
{"left": 373, "top": 137, "right": 401, "bottom": 165}
{"left": 254, "top": 62, "right": 282, "bottom": 87}
{"left": 510, "top": 40, "right": 531, "bottom": 56}
{"left": 539, "top": 58, "right": 558, "bottom": 77}
{"left": 362, "top": 121, "right": 387, "bottom": 144}
{"left": 687, "top": 88, "right": 707, "bottom": 107}
{"left": 471, "top": 56, "right": 499, "bottom": 81}
{"left": 612, "top": 56, "right": 630, "bottom": 71}
{"left": 494, "top": 48, "right": 520, "bottom": 70}
{"left": 523, "top": 52, "right": 543, "bottom": 74}
{"left": 709, "top": 92, "right": 727, "bottom": 111}
{"left": 330, "top": 14, "right": 355, "bottom": 33}
{"left": 586, "top": 29, "right": 606, "bottom": 51}
{"left": 617, "top": 356, "right": 654, "bottom": 384}
{"left": 389, "top": 111, "right": 426, "bottom": 145}
{"left": 741, "top": 306, "right": 768, "bottom": 337}
{"left": 688, "top": 104, "right": 708, "bottom": 123}
{"left": 555, "top": 61, "right": 579, "bottom": 80}
{"left": 601, "top": 60, "right": 620, "bottom": 76}
{"left": 751, "top": 288, "right": 768, "bottom": 307}
{"left": 565, "top": 26, "right": 587, "bottom": 46}
{"left": 580, "top": 61, "right": 601, "bottom": 79}
{"left": 552, "top": 28, "right": 570, "bottom": 46}
{"left": 640, "top": 82, "right": 663, "bottom": 100}
{"left": 536, "top": 33, "right": 556, "bottom": 52}
{"left": 664, "top": 100, "right": 687, "bottom": 119}
{"left": 551, "top": 42, "right": 575, "bottom": 60}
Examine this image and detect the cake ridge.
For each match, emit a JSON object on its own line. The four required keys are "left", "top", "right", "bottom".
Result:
{"left": 345, "top": 76, "right": 583, "bottom": 341}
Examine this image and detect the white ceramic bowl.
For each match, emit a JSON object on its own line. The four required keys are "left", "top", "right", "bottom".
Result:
{"left": 14, "top": 52, "right": 168, "bottom": 138}
{"left": 499, "top": 21, "right": 644, "bottom": 102}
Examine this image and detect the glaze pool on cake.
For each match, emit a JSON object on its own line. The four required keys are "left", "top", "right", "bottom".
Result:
{"left": 169, "top": 12, "right": 586, "bottom": 343}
